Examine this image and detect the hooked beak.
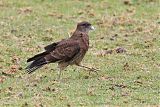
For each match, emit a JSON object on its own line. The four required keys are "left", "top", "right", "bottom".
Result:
{"left": 90, "top": 26, "right": 95, "bottom": 30}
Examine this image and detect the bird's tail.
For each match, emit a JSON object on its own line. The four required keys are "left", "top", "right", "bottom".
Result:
{"left": 25, "top": 57, "right": 47, "bottom": 74}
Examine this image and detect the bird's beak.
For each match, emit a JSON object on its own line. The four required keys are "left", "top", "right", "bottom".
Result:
{"left": 90, "top": 26, "right": 95, "bottom": 30}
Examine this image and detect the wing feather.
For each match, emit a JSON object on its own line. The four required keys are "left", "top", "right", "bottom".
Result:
{"left": 45, "top": 40, "right": 80, "bottom": 63}
{"left": 44, "top": 42, "right": 58, "bottom": 52}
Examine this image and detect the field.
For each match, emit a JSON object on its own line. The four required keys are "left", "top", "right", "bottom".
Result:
{"left": 0, "top": 0, "right": 160, "bottom": 106}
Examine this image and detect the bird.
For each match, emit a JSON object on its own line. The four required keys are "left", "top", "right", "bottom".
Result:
{"left": 26, "top": 21, "right": 98, "bottom": 79}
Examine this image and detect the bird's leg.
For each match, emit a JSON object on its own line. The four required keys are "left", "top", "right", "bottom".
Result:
{"left": 57, "top": 69, "right": 62, "bottom": 80}
{"left": 76, "top": 64, "right": 99, "bottom": 75}
{"left": 57, "top": 63, "right": 68, "bottom": 80}
{"left": 57, "top": 66, "right": 63, "bottom": 81}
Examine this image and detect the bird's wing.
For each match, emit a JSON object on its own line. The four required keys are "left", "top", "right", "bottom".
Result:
{"left": 44, "top": 42, "right": 58, "bottom": 52}
{"left": 45, "top": 40, "right": 80, "bottom": 62}
{"left": 44, "top": 39, "right": 66, "bottom": 52}
{"left": 27, "top": 42, "right": 59, "bottom": 62}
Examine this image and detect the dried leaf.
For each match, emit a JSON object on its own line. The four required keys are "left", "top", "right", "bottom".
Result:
{"left": 123, "top": 0, "right": 132, "bottom": 5}
{"left": 123, "top": 62, "right": 130, "bottom": 71}
{"left": 94, "top": 49, "right": 113, "bottom": 57}
{"left": 3, "top": 65, "right": 19, "bottom": 75}
{"left": 99, "top": 75, "right": 112, "bottom": 81}
{"left": 0, "top": 76, "right": 6, "bottom": 83}
{"left": 114, "top": 84, "right": 127, "bottom": 88}
{"left": 48, "top": 12, "right": 63, "bottom": 19}
{"left": 115, "top": 47, "right": 127, "bottom": 53}
{"left": 18, "top": 7, "right": 32, "bottom": 14}
{"left": 87, "top": 87, "right": 95, "bottom": 96}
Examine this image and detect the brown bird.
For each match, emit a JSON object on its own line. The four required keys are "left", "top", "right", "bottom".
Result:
{"left": 26, "top": 21, "right": 98, "bottom": 79}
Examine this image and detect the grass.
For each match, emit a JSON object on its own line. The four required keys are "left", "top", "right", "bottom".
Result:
{"left": 0, "top": 0, "right": 160, "bottom": 106}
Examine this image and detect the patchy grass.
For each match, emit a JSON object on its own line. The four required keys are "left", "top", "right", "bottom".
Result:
{"left": 0, "top": 0, "right": 160, "bottom": 106}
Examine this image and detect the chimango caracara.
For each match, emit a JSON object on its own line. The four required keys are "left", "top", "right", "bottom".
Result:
{"left": 26, "top": 21, "right": 98, "bottom": 79}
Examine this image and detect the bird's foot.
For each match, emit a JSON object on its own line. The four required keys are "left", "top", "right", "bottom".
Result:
{"left": 88, "top": 67, "right": 99, "bottom": 75}
{"left": 77, "top": 64, "right": 100, "bottom": 75}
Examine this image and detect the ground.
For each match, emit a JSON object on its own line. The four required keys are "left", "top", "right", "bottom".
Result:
{"left": 0, "top": 0, "right": 160, "bottom": 106}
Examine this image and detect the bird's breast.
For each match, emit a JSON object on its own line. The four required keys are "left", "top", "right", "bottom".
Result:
{"left": 80, "top": 36, "right": 89, "bottom": 51}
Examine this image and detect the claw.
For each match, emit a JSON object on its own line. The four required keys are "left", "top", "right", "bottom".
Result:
{"left": 77, "top": 64, "right": 100, "bottom": 75}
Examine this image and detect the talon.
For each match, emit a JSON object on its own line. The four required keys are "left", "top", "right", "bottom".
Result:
{"left": 88, "top": 68, "right": 99, "bottom": 75}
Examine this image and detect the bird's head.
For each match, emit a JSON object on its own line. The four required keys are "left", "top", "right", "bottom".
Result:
{"left": 76, "top": 21, "right": 95, "bottom": 33}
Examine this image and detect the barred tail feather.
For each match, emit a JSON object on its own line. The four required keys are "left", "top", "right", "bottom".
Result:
{"left": 25, "top": 58, "right": 47, "bottom": 74}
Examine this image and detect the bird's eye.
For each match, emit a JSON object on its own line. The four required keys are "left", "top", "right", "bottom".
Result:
{"left": 82, "top": 23, "right": 87, "bottom": 26}
{"left": 82, "top": 23, "right": 91, "bottom": 27}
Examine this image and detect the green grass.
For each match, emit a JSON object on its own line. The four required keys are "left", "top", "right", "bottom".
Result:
{"left": 0, "top": 0, "right": 160, "bottom": 106}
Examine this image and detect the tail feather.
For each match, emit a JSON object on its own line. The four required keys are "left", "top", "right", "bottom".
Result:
{"left": 26, "top": 50, "right": 60, "bottom": 74}
{"left": 27, "top": 51, "right": 49, "bottom": 62}
{"left": 26, "top": 65, "right": 42, "bottom": 74}
{"left": 25, "top": 58, "right": 47, "bottom": 74}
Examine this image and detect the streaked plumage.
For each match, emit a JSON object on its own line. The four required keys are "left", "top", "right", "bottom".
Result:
{"left": 26, "top": 21, "right": 95, "bottom": 76}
